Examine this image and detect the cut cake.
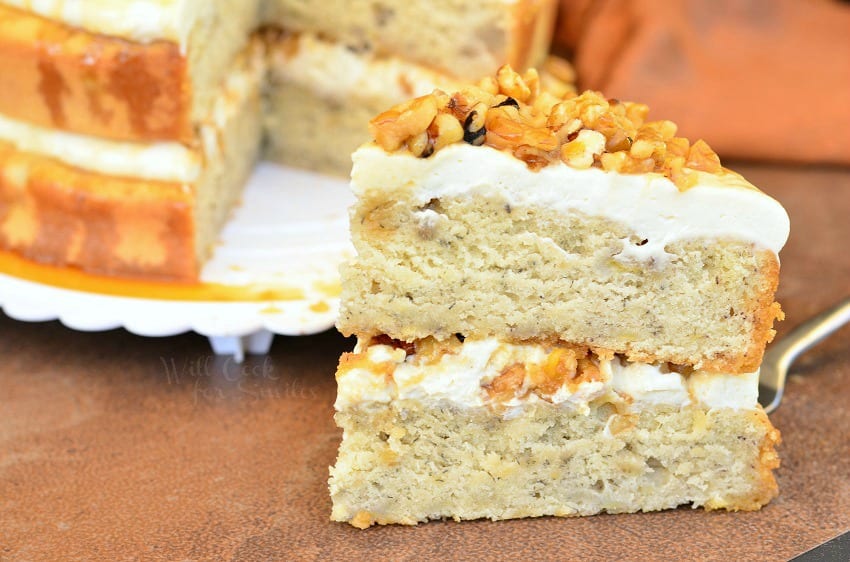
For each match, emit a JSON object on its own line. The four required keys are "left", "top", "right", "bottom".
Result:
{"left": 329, "top": 65, "right": 790, "bottom": 527}
{"left": 0, "top": 0, "right": 558, "bottom": 280}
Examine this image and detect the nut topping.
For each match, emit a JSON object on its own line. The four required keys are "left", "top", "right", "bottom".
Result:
{"left": 368, "top": 64, "right": 725, "bottom": 190}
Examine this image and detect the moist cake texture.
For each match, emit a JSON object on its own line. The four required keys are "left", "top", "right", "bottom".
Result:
{"left": 330, "top": 337, "right": 781, "bottom": 527}
{"left": 330, "top": 65, "right": 789, "bottom": 527}
{"left": 333, "top": 404, "right": 778, "bottom": 526}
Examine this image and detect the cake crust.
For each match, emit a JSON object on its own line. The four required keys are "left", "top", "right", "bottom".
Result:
{"left": 0, "top": 4, "right": 192, "bottom": 144}
{"left": 0, "top": 141, "right": 197, "bottom": 280}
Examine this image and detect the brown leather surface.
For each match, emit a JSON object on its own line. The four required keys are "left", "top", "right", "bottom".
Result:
{"left": 553, "top": 0, "right": 850, "bottom": 165}
{"left": 0, "top": 163, "right": 848, "bottom": 561}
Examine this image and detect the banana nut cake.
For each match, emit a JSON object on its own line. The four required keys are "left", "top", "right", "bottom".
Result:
{"left": 330, "top": 64, "right": 790, "bottom": 528}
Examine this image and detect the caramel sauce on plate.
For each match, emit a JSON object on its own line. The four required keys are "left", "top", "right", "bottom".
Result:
{"left": 0, "top": 250, "right": 308, "bottom": 302}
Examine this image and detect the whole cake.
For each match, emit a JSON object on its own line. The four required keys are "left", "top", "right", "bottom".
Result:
{"left": 0, "top": 0, "right": 558, "bottom": 280}
{"left": 329, "top": 65, "right": 790, "bottom": 527}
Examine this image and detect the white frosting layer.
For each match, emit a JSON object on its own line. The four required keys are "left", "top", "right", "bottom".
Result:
{"left": 607, "top": 360, "right": 691, "bottom": 409}
{"left": 270, "top": 32, "right": 458, "bottom": 105}
{"left": 2, "top": 0, "right": 200, "bottom": 45}
{"left": 0, "top": 43, "right": 263, "bottom": 183}
{"left": 335, "top": 339, "right": 761, "bottom": 413}
{"left": 0, "top": 113, "right": 200, "bottom": 183}
{"left": 352, "top": 144, "right": 790, "bottom": 257}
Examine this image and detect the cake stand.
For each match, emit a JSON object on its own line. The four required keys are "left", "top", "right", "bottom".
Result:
{"left": 0, "top": 163, "right": 354, "bottom": 361}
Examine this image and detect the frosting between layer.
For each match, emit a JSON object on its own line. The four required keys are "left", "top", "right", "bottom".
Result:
{"left": 335, "top": 338, "right": 761, "bottom": 413}
{"left": 0, "top": 113, "right": 200, "bottom": 183}
{"left": 352, "top": 143, "right": 791, "bottom": 257}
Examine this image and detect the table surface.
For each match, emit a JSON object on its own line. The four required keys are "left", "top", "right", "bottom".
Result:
{"left": 1, "top": 163, "right": 848, "bottom": 562}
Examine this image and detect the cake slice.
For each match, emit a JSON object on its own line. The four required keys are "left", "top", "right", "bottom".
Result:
{"left": 329, "top": 65, "right": 789, "bottom": 527}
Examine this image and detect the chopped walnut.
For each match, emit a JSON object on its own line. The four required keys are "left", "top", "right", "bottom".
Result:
{"left": 533, "top": 347, "right": 578, "bottom": 395}
{"left": 485, "top": 363, "right": 527, "bottom": 402}
{"left": 368, "top": 64, "right": 725, "bottom": 190}
{"left": 496, "top": 65, "right": 535, "bottom": 103}
{"left": 430, "top": 112, "right": 464, "bottom": 151}
{"left": 560, "top": 129, "right": 606, "bottom": 169}
{"left": 368, "top": 95, "right": 438, "bottom": 152}
{"left": 687, "top": 139, "right": 722, "bottom": 172}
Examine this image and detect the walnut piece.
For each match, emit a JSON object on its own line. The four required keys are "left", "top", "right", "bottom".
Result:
{"left": 368, "top": 64, "right": 724, "bottom": 190}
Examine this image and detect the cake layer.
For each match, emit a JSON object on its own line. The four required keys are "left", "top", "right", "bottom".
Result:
{"left": 0, "top": 2, "right": 257, "bottom": 143}
{"left": 351, "top": 144, "right": 789, "bottom": 254}
{"left": 330, "top": 401, "right": 780, "bottom": 528}
{"left": 339, "top": 143, "right": 787, "bottom": 374}
{"left": 0, "top": 41, "right": 264, "bottom": 280}
{"left": 333, "top": 338, "right": 779, "bottom": 528}
{"left": 335, "top": 338, "right": 760, "bottom": 413}
{"left": 264, "top": 0, "right": 556, "bottom": 79}
{"left": 0, "top": 141, "right": 197, "bottom": 279}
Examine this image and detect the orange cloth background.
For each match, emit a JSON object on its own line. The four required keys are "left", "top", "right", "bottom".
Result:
{"left": 554, "top": 0, "right": 850, "bottom": 164}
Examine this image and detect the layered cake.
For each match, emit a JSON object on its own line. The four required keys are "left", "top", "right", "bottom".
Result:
{"left": 329, "top": 65, "right": 790, "bottom": 527}
{"left": 0, "top": 0, "right": 558, "bottom": 280}
{"left": 0, "top": 2, "right": 263, "bottom": 280}
{"left": 265, "top": 33, "right": 572, "bottom": 175}
{"left": 264, "top": 0, "right": 560, "bottom": 175}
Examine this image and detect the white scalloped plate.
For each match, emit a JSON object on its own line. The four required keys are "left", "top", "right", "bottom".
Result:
{"left": 0, "top": 163, "right": 355, "bottom": 359}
